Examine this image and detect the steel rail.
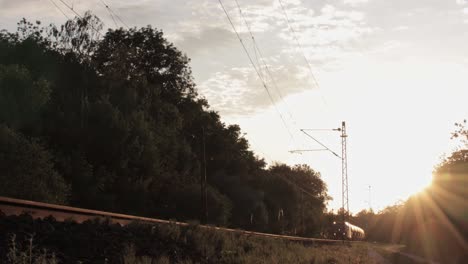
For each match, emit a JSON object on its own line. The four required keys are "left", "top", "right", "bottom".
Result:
{"left": 0, "top": 196, "right": 353, "bottom": 244}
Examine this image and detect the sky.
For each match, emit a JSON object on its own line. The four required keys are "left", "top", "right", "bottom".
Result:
{"left": 1, "top": 0, "right": 467, "bottom": 213}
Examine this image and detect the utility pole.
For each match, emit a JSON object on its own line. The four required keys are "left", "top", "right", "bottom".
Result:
{"left": 301, "top": 191, "right": 304, "bottom": 235}
{"left": 201, "top": 127, "right": 208, "bottom": 224}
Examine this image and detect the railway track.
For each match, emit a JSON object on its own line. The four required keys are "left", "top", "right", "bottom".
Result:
{"left": 0, "top": 196, "right": 346, "bottom": 244}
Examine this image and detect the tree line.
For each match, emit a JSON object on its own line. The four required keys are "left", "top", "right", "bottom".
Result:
{"left": 351, "top": 121, "right": 468, "bottom": 263}
{"left": 0, "top": 13, "right": 330, "bottom": 236}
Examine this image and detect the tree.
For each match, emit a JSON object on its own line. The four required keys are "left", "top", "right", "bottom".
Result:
{"left": 93, "top": 26, "right": 196, "bottom": 102}
{"left": 47, "top": 11, "right": 102, "bottom": 59}
{"left": 0, "top": 64, "right": 51, "bottom": 130}
{"left": 431, "top": 121, "right": 468, "bottom": 230}
{"left": 263, "top": 164, "right": 330, "bottom": 236}
{"left": 451, "top": 119, "right": 468, "bottom": 148}
{"left": 0, "top": 125, "right": 69, "bottom": 204}
{"left": 0, "top": 14, "right": 332, "bottom": 236}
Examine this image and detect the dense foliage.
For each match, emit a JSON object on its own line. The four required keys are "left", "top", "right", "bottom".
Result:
{"left": 0, "top": 125, "right": 69, "bottom": 204}
{"left": 0, "top": 15, "right": 329, "bottom": 236}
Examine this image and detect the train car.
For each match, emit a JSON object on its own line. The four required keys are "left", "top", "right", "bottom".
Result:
{"left": 329, "top": 221, "right": 365, "bottom": 240}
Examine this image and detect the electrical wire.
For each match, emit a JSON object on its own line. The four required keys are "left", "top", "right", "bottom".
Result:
{"left": 48, "top": 0, "right": 70, "bottom": 19}
{"left": 99, "top": 0, "right": 118, "bottom": 28}
{"left": 279, "top": 173, "right": 317, "bottom": 199}
{"left": 277, "top": 0, "right": 327, "bottom": 105}
{"left": 234, "top": 0, "right": 297, "bottom": 125}
{"left": 234, "top": 0, "right": 327, "bottom": 160}
{"left": 300, "top": 129, "right": 341, "bottom": 158}
{"left": 57, "top": 0, "right": 103, "bottom": 37}
{"left": 99, "top": 0, "right": 130, "bottom": 29}
{"left": 218, "top": 0, "right": 295, "bottom": 143}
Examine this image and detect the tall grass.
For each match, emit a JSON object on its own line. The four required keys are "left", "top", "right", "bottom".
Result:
{"left": 1, "top": 214, "right": 374, "bottom": 263}
{"left": 5, "top": 234, "right": 58, "bottom": 264}
{"left": 120, "top": 224, "right": 373, "bottom": 264}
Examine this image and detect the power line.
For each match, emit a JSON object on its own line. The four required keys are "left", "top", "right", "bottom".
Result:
{"left": 48, "top": 0, "right": 70, "bottom": 19}
{"left": 278, "top": 173, "right": 317, "bottom": 199}
{"left": 234, "top": 0, "right": 297, "bottom": 125}
{"left": 231, "top": 0, "right": 319, "bottom": 163}
{"left": 99, "top": 0, "right": 118, "bottom": 28}
{"left": 57, "top": 0, "right": 103, "bottom": 37}
{"left": 98, "top": 0, "right": 130, "bottom": 29}
{"left": 302, "top": 128, "right": 338, "bottom": 131}
{"left": 218, "top": 0, "right": 295, "bottom": 143}
{"left": 277, "top": 0, "right": 319, "bottom": 89}
{"left": 277, "top": 0, "right": 327, "bottom": 105}
{"left": 300, "top": 129, "right": 341, "bottom": 158}
{"left": 289, "top": 149, "right": 327, "bottom": 153}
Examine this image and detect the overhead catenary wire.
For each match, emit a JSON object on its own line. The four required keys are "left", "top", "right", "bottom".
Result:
{"left": 289, "top": 149, "right": 327, "bottom": 153}
{"left": 233, "top": 0, "right": 309, "bottom": 156}
{"left": 234, "top": 0, "right": 297, "bottom": 125}
{"left": 169, "top": 79, "right": 278, "bottom": 165}
{"left": 99, "top": 0, "right": 118, "bottom": 28}
{"left": 300, "top": 129, "right": 341, "bottom": 158}
{"left": 277, "top": 0, "right": 327, "bottom": 106}
{"left": 56, "top": 0, "right": 103, "bottom": 37}
{"left": 232, "top": 0, "right": 316, "bottom": 163}
{"left": 98, "top": 0, "right": 130, "bottom": 29}
{"left": 277, "top": 0, "right": 319, "bottom": 89}
{"left": 218, "top": 0, "right": 295, "bottom": 143}
{"left": 48, "top": 0, "right": 70, "bottom": 19}
{"left": 47, "top": 0, "right": 318, "bottom": 200}
{"left": 49, "top": 0, "right": 306, "bottom": 165}
{"left": 232, "top": 0, "right": 331, "bottom": 159}
{"left": 234, "top": 1, "right": 331, "bottom": 162}
{"left": 278, "top": 173, "right": 317, "bottom": 199}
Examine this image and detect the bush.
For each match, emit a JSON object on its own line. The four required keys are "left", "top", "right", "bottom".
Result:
{"left": 0, "top": 125, "right": 69, "bottom": 204}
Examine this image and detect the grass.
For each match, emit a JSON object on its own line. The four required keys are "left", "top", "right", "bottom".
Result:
{"left": 5, "top": 234, "right": 58, "bottom": 264}
{"left": 1, "top": 214, "right": 378, "bottom": 263}
{"left": 118, "top": 236, "right": 375, "bottom": 264}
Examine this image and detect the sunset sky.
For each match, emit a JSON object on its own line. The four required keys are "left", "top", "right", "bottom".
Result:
{"left": 1, "top": 0, "right": 467, "bottom": 213}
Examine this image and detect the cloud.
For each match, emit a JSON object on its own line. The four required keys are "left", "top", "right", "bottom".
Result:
{"left": 276, "top": 3, "right": 373, "bottom": 64}
{"left": 393, "top": 25, "right": 410, "bottom": 31}
{"left": 4, "top": 0, "right": 465, "bottom": 118}
{"left": 176, "top": 27, "right": 237, "bottom": 57}
{"left": 173, "top": 1, "right": 375, "bottom": 116}
{"left": 198, "top": 61, "right": 312, "bottom": 116}
{"left": 198, "top": 69, "right": 264, "bottom": 115}
{"left": 343, "top": 0, "right": 370, "bottom": 6}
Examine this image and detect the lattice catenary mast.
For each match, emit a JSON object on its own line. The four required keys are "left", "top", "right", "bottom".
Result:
{"left": 340, "top": 122, "right": 349, "bottom": 224}
{"left": 291, "top": 122, "right": 350, "bottom": 225}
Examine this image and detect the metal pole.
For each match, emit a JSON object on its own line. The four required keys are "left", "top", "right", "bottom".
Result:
{"left": 341, "top": 121, "right": 349, "bottom": 238}
{"left": 292, "top": 123, "right": 349, "bottom": 238}
{"left": 201, "top": 127, "right": 208, "bottom": 224}
{"left": 301, "top": 191, "right": 304, "bottom": 235}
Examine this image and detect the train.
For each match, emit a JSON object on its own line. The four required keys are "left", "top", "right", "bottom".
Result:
{"left": 328, "top": 221, "right": 365, "bottom": 240}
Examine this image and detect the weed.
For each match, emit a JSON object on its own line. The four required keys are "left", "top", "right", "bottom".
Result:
{"left": 5, "top": 234, "right": 58, "bottom": 264}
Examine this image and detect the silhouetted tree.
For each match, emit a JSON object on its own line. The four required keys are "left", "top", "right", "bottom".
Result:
{"left": 0, "top": 14, "right": 331, "bottom": 235}
{"left": 0, "top": 125, "right": 69, "bottom": 203}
